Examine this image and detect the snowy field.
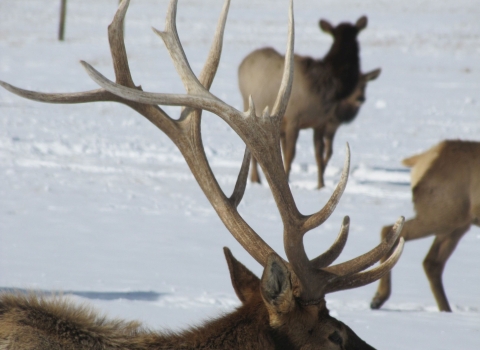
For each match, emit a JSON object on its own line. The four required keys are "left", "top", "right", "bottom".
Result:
{"left": 1, "top": 0, "right": 480, "bottom": 348}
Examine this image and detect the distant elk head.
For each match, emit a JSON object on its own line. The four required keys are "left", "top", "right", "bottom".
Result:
{"left": 239, "top": 15, "right": 381, "bottom": 189}
{"left": 335, "top": 68, "right": 381, "bottom": 124}
{"left": 371, "top": 140, "right": 480, "bottom": 312}
{"left": 0, "top": 0, "right": 404, "bottom": 348}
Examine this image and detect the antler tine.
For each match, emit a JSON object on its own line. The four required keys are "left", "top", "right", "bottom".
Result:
{"left": 0, "top": 82, "right": 115, "bottom": 104}
{"left": 310, "top": 216, "right": 350, "bottom": 269}
{"left": 271, "top": 0, "right": 294, "bottom": 120}
{"left": 152, "top": 0, "right": 208, "bottom": 95}
{"left": 109, "top": 0, "right": 135, "bottom": 87}
{"left": 198, "top": 0, "right": 231, "bottom": 90}
{"left": 324, "top": 216, "right": 404, "bottom": 276}
{"left": 230, "top": 147, "right": 252, "bottom": 208}
{"left": 301, "top": 143, "right": 350, "bottom": 233}
{"left": 81, "top": 61, "right": 231, "bottom": 112}
{"left": 324, "top": 237, "right": 405, "bottom": 294}
{"left": 179, "top": 0, "right": 230, "bottom": 120}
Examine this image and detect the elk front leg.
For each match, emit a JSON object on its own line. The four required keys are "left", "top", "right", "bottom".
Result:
{"left": 313, "top": 126, "right": 326, "bottom": 189}
{"left": 370, "top": 224, "right": 395, "bottom": 309}
{"left": 282, "top": 126, "right": 299, "bottom": 182}
{"left": 423, "top": 225, "right": 470, "bottom": 312}
{"left": 371, "top": 217, "right": 440, "bottom": 310}
{"left": 323, "top": 129, "right": 335, "bottom": 170}
{"left": 250, "top": 156, "right": 261, "bottom": 184}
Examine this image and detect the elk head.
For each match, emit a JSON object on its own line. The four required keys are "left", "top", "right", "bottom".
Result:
{"left": 225, "top": 247, "right": 383, "bottom": 349}
{"left": 319, "top": 16, "right": 368, "bottom": 38}
{"left": 0, "top": 0, "right": 404, "bottom": 348}
{"left": 336, "top": 68, "right": 382, "bottom": 123}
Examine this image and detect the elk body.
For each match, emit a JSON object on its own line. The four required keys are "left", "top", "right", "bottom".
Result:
{"left": 238, "top": 17, "right": 377, "bottom": 188}
{"left": 0, "top": 0, "right": 404, "bottom": 348}
{"left": 371, "top": 140, "right": 480, "bottom": 312}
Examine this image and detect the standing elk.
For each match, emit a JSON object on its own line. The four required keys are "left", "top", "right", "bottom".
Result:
{"left": 238, "top": 16, "right": 377, "bottom": 189}
{"left": 0, "top": 0, "right": 405, "bottom": 348}
{"left": 371, "top": 140, "right": 480, "bottom": 312}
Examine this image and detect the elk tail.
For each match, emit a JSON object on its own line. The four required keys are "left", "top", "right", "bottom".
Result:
{"left": 402, "top": 154, "right": 422, "bottom": 167}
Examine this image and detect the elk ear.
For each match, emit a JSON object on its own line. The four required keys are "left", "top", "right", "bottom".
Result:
{"left": 364, "top": 68, "right": 381, "bottom": 81}
{"left": 355, "top": 16, "right": 368, "bottom": 31}
{"left": 224, "top": 247, "right": 260, "bottom": 304}
{"left": 260, "top": 254, "right": 295, "bottom": 318}
{"left": 319, "top": 19, "right": 334, "bottom": 34}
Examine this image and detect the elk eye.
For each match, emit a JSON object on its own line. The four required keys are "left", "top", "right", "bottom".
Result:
{"left": 328, "top": 331, "right": 343, "bottom": 346}
{"left": 308, "top": 329, "right": 314, "bottom": 336}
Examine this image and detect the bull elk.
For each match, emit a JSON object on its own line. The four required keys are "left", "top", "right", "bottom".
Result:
{"left": 239, "top": 16, "right": 380, "bottom": 189}
{"left": 371, "top": 140, "right": 480, "bottom": 312}
{"left": 0, "top": 0, "right": 404, "bottom": 348}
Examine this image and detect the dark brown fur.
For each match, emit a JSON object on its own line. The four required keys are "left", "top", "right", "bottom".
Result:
{"left": 306, "top": 22, "right": 362, "bottom": 101}
{"left": 0, "top": 250, "right": 375, "bottom": 349}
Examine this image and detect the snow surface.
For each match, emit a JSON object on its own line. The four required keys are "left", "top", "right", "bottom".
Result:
{"left": 1, "top": 0, "right": 480, "bottom": 348}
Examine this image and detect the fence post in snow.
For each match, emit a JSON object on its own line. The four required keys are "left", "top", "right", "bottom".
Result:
{"left": 58, "top": 0, "right": 67, "bottom": 41}
{"left": 58, "top": 0, "right": 123, "bottom": 41}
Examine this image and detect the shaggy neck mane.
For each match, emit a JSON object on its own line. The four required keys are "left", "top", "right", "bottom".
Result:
{"left": 144, "top": 297, "right": 288, "bottom": 349}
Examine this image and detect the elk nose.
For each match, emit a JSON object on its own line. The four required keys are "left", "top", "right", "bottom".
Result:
{"left": 357, "top": 96, "right": 365, "bottom": 103}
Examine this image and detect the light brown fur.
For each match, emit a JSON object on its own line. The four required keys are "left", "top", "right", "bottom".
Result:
{"left": 371, "top": 140, "right": 480, "bottom": 311}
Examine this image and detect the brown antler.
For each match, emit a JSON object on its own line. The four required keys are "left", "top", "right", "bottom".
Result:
{"left": 0, "top": 0, "right": 403, "bottom": 304}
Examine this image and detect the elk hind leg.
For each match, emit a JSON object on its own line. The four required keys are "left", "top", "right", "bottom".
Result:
{"left": 323, "top": 130, "right": 335, "bottom": 168}
{"left": 244, "top": 97, "right": 261, "bottom": 184}
{"left": 282, "top": 127, "right": 299, "bottom": 182}
{"left": 423, "top": 224, "right": 470, "bottom": 312}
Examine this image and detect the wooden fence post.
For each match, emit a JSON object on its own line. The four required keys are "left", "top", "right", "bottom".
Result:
{"left": 58, "top": 1, "right": 122, "bottom": 41}
{"left": 58, "top": 0, "right": 67, "bottom": 41}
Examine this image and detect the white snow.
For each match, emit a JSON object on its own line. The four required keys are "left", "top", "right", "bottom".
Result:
{"left": 1, "top": 0, "right": 480, "bottom": 348}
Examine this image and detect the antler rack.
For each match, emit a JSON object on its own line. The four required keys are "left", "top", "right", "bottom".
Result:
{"left": 0, "top": 0, "right": 404, "bottom": 303}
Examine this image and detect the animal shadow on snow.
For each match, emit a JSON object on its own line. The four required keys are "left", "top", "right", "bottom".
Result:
{"left": 0, "top": 287, "right": 165, "bottom": 302}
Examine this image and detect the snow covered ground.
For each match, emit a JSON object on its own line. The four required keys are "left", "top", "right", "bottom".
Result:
{"left": 1, "top": 0, "right": 480, "bottom": 348}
